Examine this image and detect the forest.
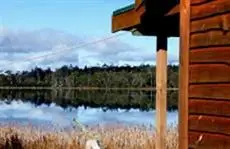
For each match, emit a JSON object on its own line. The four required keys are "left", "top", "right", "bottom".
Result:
{"left": 0, "top": 64, "right": 179, "bottom": 110}
{"left": 0, "top": 64, "right": 179, "bottom": 88}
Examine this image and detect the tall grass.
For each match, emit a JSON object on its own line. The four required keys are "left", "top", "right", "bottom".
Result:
{"left": 0, "top": 124, "right": 178, "bottom": 149}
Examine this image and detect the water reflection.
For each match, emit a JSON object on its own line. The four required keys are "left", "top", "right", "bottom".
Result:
{"left": 0, "top": 100, "right": 178, "bottom": 129}
{"left": 0, "top": 89, "right": 178, "bottom": 129}
{"left": 0, "top": 89, "right": 178, "bottom": 111}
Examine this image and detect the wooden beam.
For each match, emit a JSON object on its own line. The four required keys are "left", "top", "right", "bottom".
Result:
{"left": 112, "top": 5, "right": 145, "bottom": 33}
{"left": 190, "top": 47, "right": 230, "bottom": 64}
{"left": 165, "top": 4, "right": 179, "bottom": 16}
{"left": 156, "top": 35, "right": 167, "bottom": 149}
{"left": 191, "top": 0, "right": 230, "bottom": 21}
{"left": 135, "top": 0, "right": 144, "bottom": 10}
{"left": 189, "top": 115, "right": 230, "bottom": 136}
{"left": 191, "top": 0, "right": 211, "bottom": 6}
{"left": 112, "top": 9, "right": 139, "bottom": 33}
{"left": 189, "top": 99, "right": 230, "bottom": 117}
{"left": 189, "top": 131, "right": 230, "bottom": 149}
{"left": 190, "top": 31, "right": 230, "bottom": 49}
{"left": 189, "top": 63, "right": 230, "bottom": 84}
{"left": 179, "top": 0, "right": 190, "bottom": 148}
{"left": 191, "top": 13, "right": 230, "bottom": 34}
{"left": 189, "top": 84, "right": 230, "bottom": 100}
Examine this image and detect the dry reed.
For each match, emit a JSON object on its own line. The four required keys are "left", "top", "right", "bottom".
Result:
{"left": 0, "top": 124, "right": 178, "bottom": 149}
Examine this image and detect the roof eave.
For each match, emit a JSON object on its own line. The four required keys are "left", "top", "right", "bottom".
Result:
{"left": 112, "top": 4, "right": 145, "bottom": 33}
{"left": 112, "top": 4, "right": 135, "bottom": 16}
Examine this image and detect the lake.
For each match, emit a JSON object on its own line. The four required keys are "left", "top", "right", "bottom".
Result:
{"left": 0, "top": 89, "right": 178, "bottom": 130}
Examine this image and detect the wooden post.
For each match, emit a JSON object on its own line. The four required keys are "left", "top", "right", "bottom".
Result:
{"left": 179, "top": 0, "right": 190, "bottom": 148}
{"left": 156, "top": 35, "right": 167, "bottom": 149}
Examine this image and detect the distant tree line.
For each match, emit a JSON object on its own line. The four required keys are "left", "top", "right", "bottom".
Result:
{"left": 0, "top": 64, "right": 179, "bottom": 88}
{"left": 0, "top": 64, "right": 179, "bottom": 110}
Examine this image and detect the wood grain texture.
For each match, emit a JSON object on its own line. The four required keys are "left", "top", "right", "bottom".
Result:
{"left": 189, "top": 115, "right": 230, "bottom": 135}
{"left": 135, "top": 0, "right": 142, "bottom": 7}
{"left": 189, "top": 99, "right": 230, "bottom": 117}
{"left": 191, "top": 13, "right": 230, "bottom": 33}
{"left": 190, "top": 47, "right": 230, "bottom": 64}
{"left": 191, "top": 0, "right": 230, "bottom": 20}
{"left": 191, "top": 0, "right": 212, "bottom": 6}
{"left": 135, "top": 0, "right": 144, "bottom": 10}
{"left": 189, "top": 1, "right": 230, "bottom": 148}
{"left": 156, "top": 36, "right": 167, "bottom": 149}
{"left": 189, "top": 64, "right": 230, "bottom": 83}
{"left": 189, "top": 84, "right": 230, "bottom": 99}
{"left": 165, "top": 4, "right": 179, "bottom": 16}
{"left": 190, "top": 30, "right": 230, "bottom": 49}
{"left": 112, "top": 6, "right": 145, "bottom": 33}
{"left": 189, "top": 131, "right": 230, "bottom": 149}
{"left": 179, "top": 0, "right": 190, "bottom": 148}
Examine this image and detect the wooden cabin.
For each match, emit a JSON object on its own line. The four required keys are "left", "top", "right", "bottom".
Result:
{"left": 112, "top": 0, "right": 230, "bottom": 149}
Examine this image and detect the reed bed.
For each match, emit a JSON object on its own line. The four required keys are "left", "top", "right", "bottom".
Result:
{"left": 0, "top": 124, "right": 178, "bottom": 149}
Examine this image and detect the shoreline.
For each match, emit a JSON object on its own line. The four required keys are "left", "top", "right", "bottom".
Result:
{"left": 0, "top": 86, "right": 178, "bottom": 91}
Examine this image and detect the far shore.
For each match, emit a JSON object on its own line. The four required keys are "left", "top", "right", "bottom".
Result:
{"left": 0, "top": 86, "right": 178, "bottom": 91}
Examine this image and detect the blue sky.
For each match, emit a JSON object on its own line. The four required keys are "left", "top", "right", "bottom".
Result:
{"left": 0, "top": 0, "right": 179, "bottom": 72}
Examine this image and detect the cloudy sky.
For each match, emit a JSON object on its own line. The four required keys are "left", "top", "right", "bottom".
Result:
{"left": 0, "top": 0, "right": 179, "bottom": 72}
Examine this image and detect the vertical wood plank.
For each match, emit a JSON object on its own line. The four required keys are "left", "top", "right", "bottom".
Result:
{"left": 179, "top": 0, "right": 190, "bottom": 148}
{"left": 156, "top": 35, "right": 167, "bottom": 149}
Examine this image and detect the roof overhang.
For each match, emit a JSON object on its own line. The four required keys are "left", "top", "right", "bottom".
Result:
{"left": 112, "top": 3, "right": 145, "bottom": 33}
{"left": 112, "top": 0, "right": 180, "bottom": 37}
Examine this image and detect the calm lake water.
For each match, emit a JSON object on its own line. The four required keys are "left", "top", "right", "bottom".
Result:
{"left": 0, "top": 89, "right": 178, "bottom": 130}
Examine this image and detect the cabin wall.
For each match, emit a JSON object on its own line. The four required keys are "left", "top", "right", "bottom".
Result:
{"left": 188, "top": 0, "right": 230, "bottom": 148}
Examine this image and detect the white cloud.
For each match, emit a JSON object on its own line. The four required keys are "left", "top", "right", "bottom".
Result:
{"left": 0, "top": 27, "right": 179, "bottom": 72}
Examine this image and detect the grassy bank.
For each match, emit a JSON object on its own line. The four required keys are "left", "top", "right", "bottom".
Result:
{"left": 0, "top": 124, "right": 178, "bottom": 149}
